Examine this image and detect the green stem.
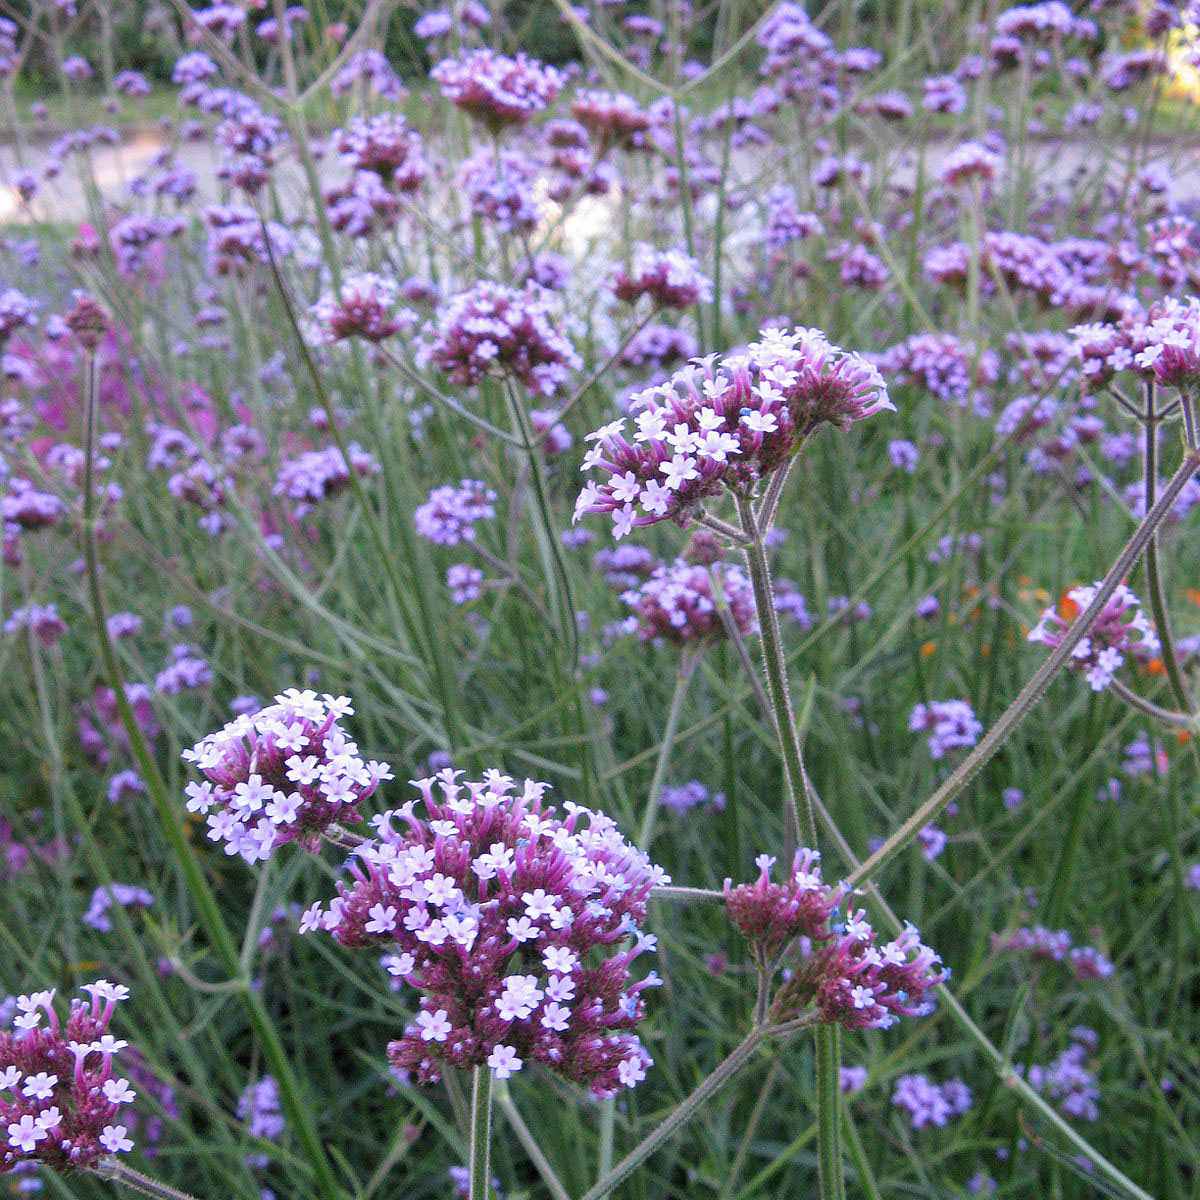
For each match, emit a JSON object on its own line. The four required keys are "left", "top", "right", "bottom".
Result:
{"left": 91, "top": 1158, "right": 201, "bottom": 1200}
{"left": 1141, "top": 384, "right": 1195, "bottom": 717}
{"left": 734, "top": 494, "right": 840, "bottom": 1200}
{"left": 735, "top": 495, "right": 815, "bottom": 849}
{"left": 579, "top": 1028, "right": 769, "bottom": 1200}
{"left": 507, "top": 387, "right": 580, "bottom": 669}
{"left": 636, "top": 650, "right": 701, "bottom": 850}
{"left": 1107, "top": 677, "right": 1194, "bottom": 728}
{"left": 849, "top": 447, "right": 1200, "bottom": 887}
{"left": 815, "top": 1026, "right": 846, "bottom": 1200}
{"left": 469, "top": 1066, "right": 493, "bottom": 1200}
{"left": 79, "top": 357, "right": 345, "bottom": 1200}
{"left": 493, "top": 1082, "right": 570, "bottom": 1200}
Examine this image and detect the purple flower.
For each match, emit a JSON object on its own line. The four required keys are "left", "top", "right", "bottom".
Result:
{"left": 422, "top": 282, "right": 582, "bottom": 397}
{"left": 82, "top": 885, "right": 154, "bottom": 933}
{"left": 308, "top": 769, "right": 667, "bottom": 1096}
{"left": 909, "top": 701, "right": 982, "bottom": 760}
{"left": 331, "top": 114, "right": 426, "bottom": 192}
{"left": 726, "top": 850, "right": 946, "bottom": 1029}
{"left": 937, "top": 141, "right": 1003, "bottom": 187}
{"left": 611, "top": 245, "right": 713, "bottom": 310}
{"left": 575, "top": 328, "right": 891, "bottom": 539}
{"left": 892, "top": 1073, "right": 972, "bottom": 1127}
{"left": 274, "top": 444, "right": 380, "bottom": 519}
{"left": 309, "top": 275, "right": 410, "bottom": 345}
{"left": 414, "top": 480, "right": 497, "bottom": 546}
{"left": 183, "top": 688, "right": 393, "bottom": 861}
{"left": 888, "top": 440, "right": 920, "bottom": 473}
{"left": 155, "top": 645, "right": 213, "bottom": 696}
{"left": 446, "top": 564, "right": 484, "bottom": 605}
{"left": 430, "top": 50, "right": 564, "bottom": 132}
{"left": 460, "top": 150, "right": 540, "bottom": 234}
{"left": 3, "top": 604, "right": 67, "bottom": 647}
{"left": 0, "top": 980, "right": 135, "bottom": 1173}
{"left": 622, "top": 559, "right": 757, "bottom": 644}
{"left": 237, "top": 1076, "right": 284, "bottom": 1168}
{"left": 1027, "top": 582, "right": 1158, "bottom": 691}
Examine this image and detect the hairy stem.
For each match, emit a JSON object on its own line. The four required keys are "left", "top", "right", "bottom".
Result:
{"left": 469, "top": 1066, "right": 493, "bottom": 1200}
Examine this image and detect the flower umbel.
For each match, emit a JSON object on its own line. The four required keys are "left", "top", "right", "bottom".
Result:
{"left": 1027, "top": 582, "right": 1159, "bottom": 691}
{"left": 575, "top": 327, "right": 891, "bottom": 538}
{"left": 306, "top": 769, "right": 669, "bottom": 1096}
{"left": 725, "top": 851, "right": 946, "bottom": 1030}
{"left": 1, "top": 981, "right": 135, "bottom": 1173}
{"left": 183, "top": 688, "right": 393, "bottom": 861}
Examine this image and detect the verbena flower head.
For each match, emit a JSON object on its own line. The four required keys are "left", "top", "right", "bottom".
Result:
{"left": 430, "top": 50, "right": 564, "bottom": 132}
{"left": 892, "top": 1073, "right": 972, "bottom": 1128}
{"left": 1132, "top": 296, "right": 1200, "bottom": 393}
{"left": 725, "top": 851, "right": 946, "bottom": 1029}
{"left": 1027, "top": 582, "right": 1159, "bottom": 691}
{"left": 1, "top": 980, "right": 135, "bottom": 1172}
{"left": 309, "top": 275, "right": 411, "bottom": 345}
{"left": 332, "top": 114, "right": 427, "bottom": 191}
{"left": 1072, "top": 297, "right": 1200, "bottom": 393}
{"left": 575, "top": 328, "right": 891, "bottom": 538}
{"left": 306, "top": 769, "right": 668, "bottom": 1096}
{"left": 273, "top": 444, "right": 380, "bottom": 519}
{"left": 908, "top": 700, "right": 982, "bottom": 760}
{"left": 611, "top": 244, "right": 713, "bottom": 310}
{"left": 414, "top": 480, "right": 498, "bottom": 546}
{"left": 622, "top": 559, "right": 757, "bottom": 643}
{"left": 183, "top": 689, "right": 393, "bottom": 861}
{"left": 422, "top": 282, "right": 582, "bottom": 397}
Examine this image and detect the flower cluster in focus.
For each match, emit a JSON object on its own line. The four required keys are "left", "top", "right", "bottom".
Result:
{"left": 725, "top": 851, "right": 946, "bottom": 1029}
{"left": 1, "top": 981, "right": 135, "bottom": 1173}
{"left": 183, "top": 689, "right": 393, "bottom": 861}
{"left": 304, "top": 769, "right": 668, "bottom": 1096}
{"left": 575, "top": 328, "right": 891, "bottom": 538}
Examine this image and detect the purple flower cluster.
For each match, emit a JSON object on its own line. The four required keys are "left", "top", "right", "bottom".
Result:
{"left": 154, "top": 644, "right": 213, "bottom": 696}
{"left": 332, "top": 114, "right": 427, "bottom": 192}
{"left": 3, "top": 604, "right": 67, "bottom": 646}
{"left": 1, "top": 981, "right": 135, "bottom": 1172}
{"left": 183, "top": 688, "right": 393, "bottom": 861}
{"left": 622, "top": 559, "right": 757, "bottom": 644}
{"left": 82, "top": 884, "right": 154, "bottom": 932}
{"left": 1027, "top": 582, "right": 1158, "bottom": 691}
{"left": 309, "top": 274, "right": 410, "bottom": 345}
{"left": 891, "top": 1073, "right": 973, "bottom": 1128}
{"left": 571, "top": 90, "right": 652, "bottom": 147}
{"left": 236, "top": 1076, "right": 284, "bottom": 1168}
{"left": 992, "top": 925, "right": 1114, "bottom": 980}
{"left": 1024, "top": 1032, "right": 1100, "bottom": 1122}
{"left": 446, "top": 564, "right": 484, "bottom": 605}
{"left": 414, "top": 480, "right": 498, "bottom": 546}
{"left": 611, "top": 245, "right": 713, "bottom": 310}
{"left": 305, "top": 769, "right": 668, "bottom": 1095}
{"left": 936, "top": 141, "right": 1003, "bottom": 188}
{"left": 430, "top": 50, "right": 564, "bottom": 132}
{"left": 725, "top": 851, "right": 947, "bottom": 1030}
{"left": 575, "top": 328, "right": 891, "bottom": 539}
{"left": 273, "top": 444, "right": 380, "bottom": 519}
{"left": 460, "top": 150, "right": 540, "bottom": 234}
{"left": 422, "top": 282, "right": 581, "bottom": 397}
{"left": 658, "top": 781, "right": 726, "bottom": 813}
{"left": 908, "top": 700, "right": 983, "bottom": 760}
{"left": 1072, "top": 296, "right": 1200, "bottom": 392}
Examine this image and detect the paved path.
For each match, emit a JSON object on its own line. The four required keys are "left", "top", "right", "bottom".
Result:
{"left": 2, "top": 123, "right": 1199, "bottom": 227}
